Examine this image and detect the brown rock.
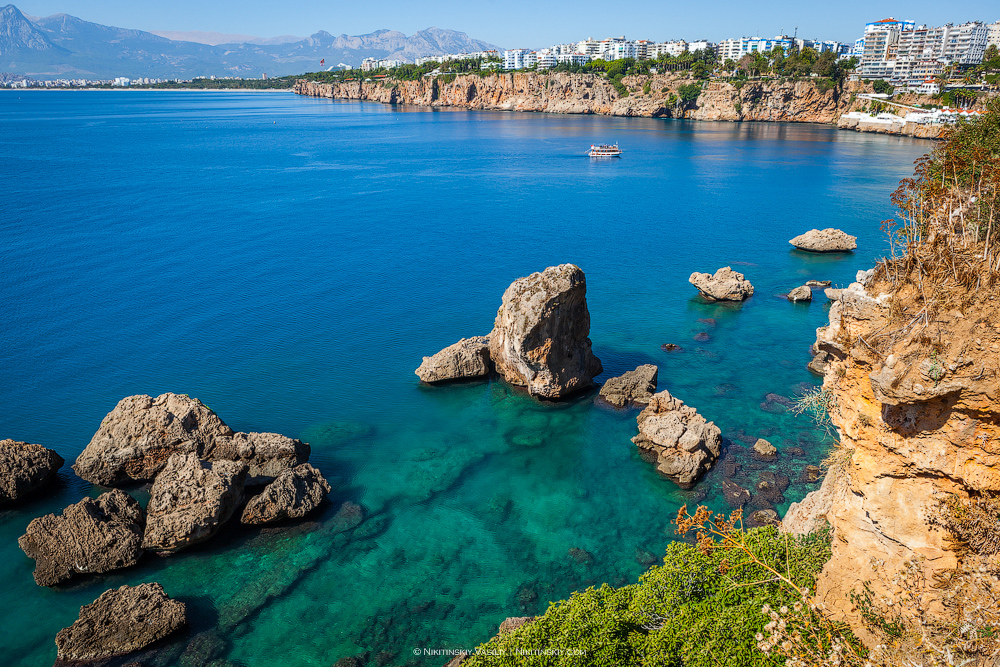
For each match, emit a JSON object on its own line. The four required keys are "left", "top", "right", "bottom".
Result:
{"left": 498, "top": 616, "right": 535, "bottom": 634}
{"left": 488, "top": 264, "right": 602, "bottom": 398}
{"left": 598, "top": 364, "right": 658, "bottom": 407}
{"left": 142, "top": 454, "right": 246, "bottom": 553}
{"left": 752, "top": 438, "right": 777, "bottom": 460}
{"left": 789, "top": 228, "right": 857, "bottom": 252}
{"left": 240, "top": 463, "right": 330, "bottom": 525}
{"left": 415, "top": 336, "right": 492, "bottom": 383}
{"left": 74, "top": 393, "right": 234, "bottom": 486}
{"left": 632, "top": 390, "right": 722, "bottom": 488}
{"left": 55, "top": 583, "right": 186, "bottom": 661}
{"left": 722, "top": 479, "right": 751, "bottom": 508}
{"left": 18, "top": 489, "right": 144, "bottom": 586}
{"left": 787, "top": 285, "right": 813, "bottom": 302}
{"left": 688, "top": 267, "right": 754, "bottom": 301}
{"left": 203, "top": 431, "right": 310, "bottom": 486}
{"left": 0, "top": 439, "right": 64, "bottom": 505}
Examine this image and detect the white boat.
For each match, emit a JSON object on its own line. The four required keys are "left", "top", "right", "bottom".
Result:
{"left": 588, "top": 143, "right": 622, "bottom": 157}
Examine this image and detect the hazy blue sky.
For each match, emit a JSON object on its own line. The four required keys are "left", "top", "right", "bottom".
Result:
{"left": 16, "top": 0, "right": 1000, "bottom": 47}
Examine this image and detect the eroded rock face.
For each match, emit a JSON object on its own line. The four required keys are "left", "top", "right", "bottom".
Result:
{"left": 142, "top": 454, "right": 246, "bottom": 553}
{"left": 241, "top": 463, "right": 331, "bottom": 525}
{"left": 55, "top": 583, "right": 186, "bottom": 661}
{"left": 415, "top": 336, "right": 492, "bottom": 383}
{"left": 0, "top": 439, "right": 64, "bottom": 505}
{"left": 632, "top": 390, "right": 722, "bottom": 488}
{"left": 18, "top": 489, "right": 144, "bottom": 586}
{"left": 789, "top": 228, "right": 857, "bottom": 252}
{"left": 203, "top": 432, "right": 309, "bottom": 486}
{"left": 488, "top": 264, "right": 603, "bottom": 398}
{"left": 599, "top": 364, "right": 658, "bottom": 407}
{"left": 787, "top": 285, "right": 813, "bottom": 302}
{"left": 74, "top": 393, "right": 234, "bottom": 486}
{"left": 688, "top": 267, "right": 754, "bottom": 301}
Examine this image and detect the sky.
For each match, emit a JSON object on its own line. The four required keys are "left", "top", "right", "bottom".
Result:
{"left": 15, "top": 0, "right": 1000, "bottom": 48}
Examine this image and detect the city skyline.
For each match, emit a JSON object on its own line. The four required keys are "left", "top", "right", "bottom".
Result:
{"left": 13, "top": 0, "right": 1000, "bottom": 50}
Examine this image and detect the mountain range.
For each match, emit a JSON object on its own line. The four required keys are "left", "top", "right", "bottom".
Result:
{"left": 0, "top": 4, "right": 500, "bottom": 79}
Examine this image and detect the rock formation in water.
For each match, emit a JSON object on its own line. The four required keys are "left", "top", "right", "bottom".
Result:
{"left": 488, "top": 264, "right": 603, "bottom": 398}
{"left": 241, "top": 463, "right": 331, "bottom": 525}
{"left": 598, "top": 365, "right": 658, "bottom": 407}
{"left": 789, "top": 228, "right": 857, "bottom": 252}
{"left": 632, "top": 390, "right": 722, "bottom": 487}
{"left": 688, "top": 267, "right": 755, "bottom": 301}
{"left": 74, "top": 393, "right": 234, "bottom": 485}
{"left": 415, "top": 336, "right": 492, "bottom": 383}
{"left": 18, "top": 489, "right": 145, "bottom": 586}
{"left": 142, "top": 454, "right": 246, "bottom": 553}
{"left": 0, "top": 439, "right": 64, "bottom": 505}
{"left": 202, "top": 431, "right": 310, "bottom": 486}
{"left": 787, "top": 285, "right": 812, "bottom": 302}
{"left": 54, "top": 583, "right": 187, "bottom": 662}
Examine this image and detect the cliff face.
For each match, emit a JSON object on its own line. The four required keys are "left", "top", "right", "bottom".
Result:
{"left": 784, "top": 273, "right": 1000, "bottom": 631}
{"left": 294, "top": 73, "right": 863, "bottom": 123}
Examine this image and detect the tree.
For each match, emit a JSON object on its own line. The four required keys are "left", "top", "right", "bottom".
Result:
{"left": 871, "top": 79, "right": 893, "bottom": 95}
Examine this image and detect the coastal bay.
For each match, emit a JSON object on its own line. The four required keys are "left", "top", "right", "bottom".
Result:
{"left": 0, "top": 91, "right": 931, "bottom": 666}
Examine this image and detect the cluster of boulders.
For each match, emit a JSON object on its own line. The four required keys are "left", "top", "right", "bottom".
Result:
{"left": 631, "top": 390, "right": 723, "bottom": 488}
{"left": 416, "top": 264, "right": 603, "bottom": 398}
{"left": 8, "top": 392, "right": 331, "bottom": 662}
{"left": 688, "top": 266, "right": 755, "bottom": 301}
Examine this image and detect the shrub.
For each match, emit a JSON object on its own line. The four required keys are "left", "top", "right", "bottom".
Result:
{"left": 677, "top": 83, "right": 701, "bottom": 104}
{"left": 871, "top": 79, "right": 893, "bottom": 95}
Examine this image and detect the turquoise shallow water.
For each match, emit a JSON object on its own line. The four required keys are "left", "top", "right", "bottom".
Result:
{"left": 0, "top": 91, "right": 931, "bottom": 666}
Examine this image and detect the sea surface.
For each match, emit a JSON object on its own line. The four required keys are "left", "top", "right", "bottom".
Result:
{"left": 0, "top": 91, "right": 931, "bottom": 667}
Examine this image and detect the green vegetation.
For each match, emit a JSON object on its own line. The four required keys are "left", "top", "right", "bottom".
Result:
{"left": 726, "top": 47, "right": 856, "bottom": 84}
{"left": 871, "top": 79, "right": 893, "bottom": 95}
{"left": 464, "top": 521, "right": 836, "bottom": 667}
{"left": 677, "top": 83, "right": 702, "bottom": 104}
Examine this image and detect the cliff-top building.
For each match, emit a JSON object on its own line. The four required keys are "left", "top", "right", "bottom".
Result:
{"left": 858, "top": 17, "right": 990, "bottom": 86}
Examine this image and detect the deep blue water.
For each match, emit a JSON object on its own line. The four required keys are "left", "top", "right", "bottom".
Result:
{"left": 0, "top": 90, "right": 930, "bottom": 666}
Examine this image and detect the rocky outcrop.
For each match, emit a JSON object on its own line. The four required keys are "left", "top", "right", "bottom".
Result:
{"left": 752, "top": 438, "right": 777, "bottom": 460}
{"left": 488, "top": 264, "right": 602, "bottom": 398}
{"left": 784, "top": 267, "right": 1000, "bottom": 635}
{"left": 55, "top": 583, "right": 186, "bottom": 662}
{"left": 0, "top": 439, "right": 64, "bottom": 505}
{"left": 598, "top": 364, "right": 658, "bottom": 407}
{"left": 18, "top": 489, "right": 145, "bottom": 586}
{"left": 241, "top": 463, "right": 331, "bottom": 525}
{"left": 789, "top": 228, "right": 857, "bottom": 252}
{"left": 415, "top": 336, "right": 492, "bottom": 383}
{"left": 787, "top": 285, "right": 812, "bottom": 302}
{"left": 632, "top": 390, "right": 722, "bottom": 488}
{"left": 203, "top": 431, "right": 309, "bottom": 486}
{"left": 74, "top": 393, "right": 234, "bottom": 486}
{"left": 142, "top": 454, "right": 246, "bottom": 553}
{"left": 688, "top": 267, "right": 754, "bottom": 301}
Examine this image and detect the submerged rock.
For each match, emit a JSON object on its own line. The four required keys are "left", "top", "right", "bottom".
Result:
{"left": 747, "top": 508, "right": 780, "bottom": 528}
{"left": 74, "top": 393, "right": 234, "bottom": 486}
{"left": 787, "top": 285, "right": 813, "bottom": 302}
{"left": 203, "top": 431, "right": 310, "bottom": 486}
{"left": 789, "top": 228, "right": 857, "bottom": 252}
{"left": 688, "top": 267, "right": 754, "bottom": 301}
{"left": 722, "top": 479, "right": 751, "bottom": 508}
{"left": 752, "top": 438, "right": 778, "bottom": 460}
{"left": 0, "top": 439, "right": 64, "bottom": 505}
{"left": 632, "top": 390, "right": 722, "bottom": 488}
{"left": 55, "top": 583, "right": 187, "bottom": 662}
{"left": 143, "top": 454, "right": 246, "bottom": 553}
{"left": 18, "top": 489, "right": 145, "bottom": 587}
{"left": 241, "top": 463, "right": 331, "bottom": 525}
{"left": 598, "top": 364, "right": 658, "bottom": 407}
{"left": 415, "top": 336, "right": 492, "bottom": 383}
{"left": 488, "top": 264, "right": 603, "bottom": 398}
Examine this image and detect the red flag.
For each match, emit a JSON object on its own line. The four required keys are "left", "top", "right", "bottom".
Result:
{"left": 320, "top": 59, "right": 325, "bottom": 65}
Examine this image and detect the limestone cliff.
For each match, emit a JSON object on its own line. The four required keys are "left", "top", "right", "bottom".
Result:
{"left": 294, "top": 73, "right": 866, "bottom": 123}
{"left": 784, "top": 271, "right": 1000, "bottom": 633}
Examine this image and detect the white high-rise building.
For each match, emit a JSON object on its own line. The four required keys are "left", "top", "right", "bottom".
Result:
{"left": 503, "top": 49, "right": 537, "bottom": 70}
{"left": 988, "top": 21, "right": 1000, "bottom": 48}
{"left": 859, "top": 19, "right": 989, "bottom": 84}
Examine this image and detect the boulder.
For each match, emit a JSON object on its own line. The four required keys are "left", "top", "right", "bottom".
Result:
{"left": 722, "top": 479, "right": 751, "bottom": 507}
{"left": 142, "top": 454, "right": 246, "bottom": 553}
{"left": 18, "top": 489, "right": 145, "bottom": 586}
{"left": 747, "top": 508, "right": 780, "bottom": 528}
{"left": 241, "top": 463, "right": 331, "bottom": 525}
{"left": 805, "top": 280, "right": 832, "bottom": 287}
{"left": 74, "top": 393, "right": 234, "bottom": 486}
{"left": 752, "top": 438, "right": 778, "bottom": 460}
{"left": 415, "top": 336, "right": 492, "bottom": 383}
{"left": 498, "top": 616, "right": 535, "bottom": 634}
{"left": 203, "top": 431, "right": 310, "bottom": 486}
{"left": 632, "top": 390, "right": 722, "bottom": 488}
{"left": 598, "top": 364, "right": 658, "bottom": 407}
{"left": 787, "top": 285, "right": 812, "bottom": 302}
{"left": 688, "top": 267, "right": 754, "bottom": 301}
{"left": 789, "top": 228, "right": 857, "bottom": 253}
{"left": 488, "top": 264, "right": 603, "bottom": 398}
{"left": 54, "top": 583, "right": 186, "bottom": 662}
{"left": 0, "top": 439, "right": 64, "bottom": 505}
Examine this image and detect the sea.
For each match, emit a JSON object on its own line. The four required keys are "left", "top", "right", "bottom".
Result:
{"left": 0, "top": 90, "right": 931, "bottom": 667}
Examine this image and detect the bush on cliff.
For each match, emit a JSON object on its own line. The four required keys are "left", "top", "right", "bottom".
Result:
{"left": 463, "top": 519, "right": 834, "bottom": 667}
